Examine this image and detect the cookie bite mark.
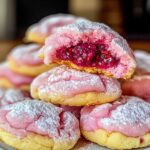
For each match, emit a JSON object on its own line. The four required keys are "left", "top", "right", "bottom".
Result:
{"left": 56, "top": 42, "right": 119, "bottom": 69}
{"left": 41, "top": 20, "right": 136, "bottom": 79}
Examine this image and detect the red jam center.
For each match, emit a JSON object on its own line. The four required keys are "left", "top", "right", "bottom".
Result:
{"left": 56, "top": 41, "right": 119, "bottom": 69}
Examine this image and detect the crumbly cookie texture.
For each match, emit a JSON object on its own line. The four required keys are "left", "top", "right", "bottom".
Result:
{"left": 40, "top": 20, "right": 136, "bottom": 79}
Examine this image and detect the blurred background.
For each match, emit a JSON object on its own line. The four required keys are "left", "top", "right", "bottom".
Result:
{"left": 0, "top": 0, "right": 150, "bottom": 60}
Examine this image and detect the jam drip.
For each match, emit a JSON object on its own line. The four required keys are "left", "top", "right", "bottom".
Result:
{"left": 56, "top": 41, "right": 119, "bottom": 69}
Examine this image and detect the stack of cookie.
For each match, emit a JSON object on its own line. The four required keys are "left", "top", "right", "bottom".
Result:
{"left": 30, "top": 20, "right": 150, "bottom": 149}
{"left": 1, "top": 14, "right": 150, "bottom": 150}
{"left": 0, "top": 14, "right": 84, "bottom": 92}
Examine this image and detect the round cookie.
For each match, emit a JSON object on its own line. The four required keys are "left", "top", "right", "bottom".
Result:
{"left": 25, "top": 14, "right": 86, "bottom": 44}
{"left": 31, "top": 65, "right": 121, "bottom": 106}
{"left": 0, "top": 88, "right": 29, "bottom": 106}
{"left": 0, "top": 62, "right": 33, "bottom": 91}
{"left": 0, "top": 100, "right": 80, "bottom": 150}
{"left": 39, "top": 20, "right": 136, "bottom": 79}
{"left": 80, "top": 96, "right": 150, "bottom": 149}
{"left": 121, "top": 50, "right": 150, "bottom": 101}
{"left": 7, "top": 44, "right": 57, "bottom": 76}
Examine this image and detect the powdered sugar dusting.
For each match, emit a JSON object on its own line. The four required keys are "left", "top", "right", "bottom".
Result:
{"left": 42, "top": 20, "right": 135, "bottom": 78}
{"left": 0, "top": 100, "right": 80, "bottom": 142}
{"left": 8, "top": 44, "right": 43, "bottom": 65}
{"left": 28, "top": 13, "right": 87, "bottom": 35}
{"left": 31, "top": 65, "right": 121, "bottom": 97}
{"left": 81, "top": 96, "right": 150, "bottom": 137}
{"left": 0, "top": 88, "right": 29, "bottom": 106}
{"left": 0, "top": 62, "right": 34, "bottom": 86}
{"left": 101, "top": 96, "right": 150, "bottom": 125}
{"left": 135, "top": 50, "right": 150, "bottom": 73}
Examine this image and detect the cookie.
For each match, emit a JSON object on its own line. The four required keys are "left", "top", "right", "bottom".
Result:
{"left": 31, "top": 65, "right": 121, "bottom": 106}
{"left": 0, "top": 88, "right": 29, "bottom": 106}
{"left": 40, "top": 20, "right": 136, "bottom": 79}
{"left": 0, "top": 63, "right": 33, "bottom": 91}
{"left": 7, "top": 44, "right": 56, "bottom": 76}
{"left": 81, "top": 96, "right": 150, "bottom": 149}
{"left": 25, "top": 14, "right": 86, "bottom": 44}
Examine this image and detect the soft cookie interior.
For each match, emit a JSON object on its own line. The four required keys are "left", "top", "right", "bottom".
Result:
{"left": 56, "top": 41, "right": 119, "bottom": 70}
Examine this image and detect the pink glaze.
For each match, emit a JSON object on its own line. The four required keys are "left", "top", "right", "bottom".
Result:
{"left": 0, "top": 100, "right": 80, "bottom": 141}
{"left": 27, "top": 14, "right": 86, "bottom": 36}
{"left": 0, "top": 63, "right": 33, "bottom": 87}
{"left": 134, "top": 50, "right": 150, "bottom": 74}
{"left": 40, "top": 20, "right": 136, "bottom": 78}
{"left": 0, "top": 88, "right": 29, "bottom": 106}
{"left": 81, "top": 96, "right": 150, "bottom": 137}
{"left": 8, "top": 44, "right": 43, "bottom": 66}
{"left": 31, "top": 65, "right": 121, "bottom": 97}
{"left": 122, "top": 75, "right": 150, "bottom": 101}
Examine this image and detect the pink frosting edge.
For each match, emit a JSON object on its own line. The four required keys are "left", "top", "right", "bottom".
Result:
{"left": 40, "top": 21, "right": 136, "bottom": 78}
{"left": 8, "top": 44, "right": 44, "bottom": 66}
{"left": 80, "top": 96, "right": 150, "bottom": 137}
{"left": 0, "top": 100, "right": 80, "bottom": 141}
{"left": 0, "top": 63, "right": 34, "bottom": 86}
{"left": 31, "top": 65, "right": 121, "bottom": 97}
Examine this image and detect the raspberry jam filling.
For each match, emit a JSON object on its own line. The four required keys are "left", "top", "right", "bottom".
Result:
{"left": 56, "top": 41, "right": 119, "bottom": 69}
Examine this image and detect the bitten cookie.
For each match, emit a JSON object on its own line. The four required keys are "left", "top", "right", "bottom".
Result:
{"left": 7, "top": 44, "right": 56, "bottom": 76}
{"left": 0, "top": 62, "right": 33, "bottom": 91}
{"left": 80, "top": 96, "right": 150, "bottom": 149}
{"left": 0, "top": 100, "right": 80, "bottom": 150}
{"left": 25, "top": 14, "right": 86, "bottom": 44}
{"left": 31, "top": 65, "right": 121, "bottom": 106}
{"left": 39, "top": 20, "right": 136, "bottom": 79}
